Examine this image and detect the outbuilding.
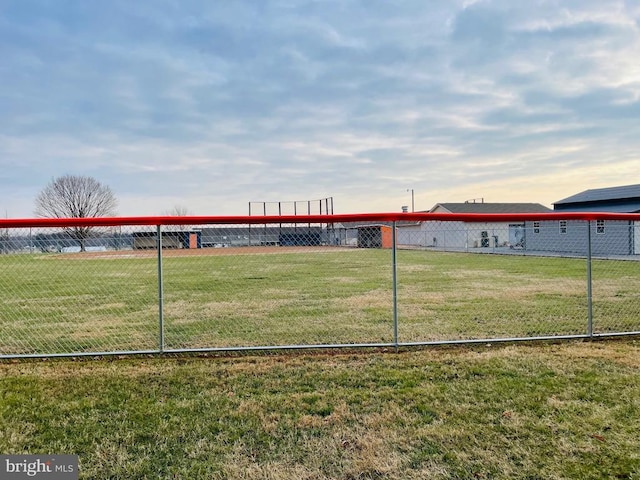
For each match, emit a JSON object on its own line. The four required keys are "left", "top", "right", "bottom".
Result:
{"left": 357, "top": 225, "right": 394, "bottom": 249}
{"left": 525, "top": 184, "right": 640, "bottom": 256}
{"left": 397, "top": 202, "right": 551, "bottom": 251}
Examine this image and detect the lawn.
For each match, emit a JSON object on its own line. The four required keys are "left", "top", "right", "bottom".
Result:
{"left": 1, "top": 341, "right": 639, "bottom": 479}
{"left": 1, "top": 247, "right": 639, "bottom": 356}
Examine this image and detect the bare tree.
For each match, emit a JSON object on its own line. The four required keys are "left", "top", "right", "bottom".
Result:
{"left": 35, "top": 175, "right": 117, "bottom": 251}
{"left": 164, "top": 204, "right": 191, "bottom": 231}
{"left": 166, "top": 205, "right": 190, "bottom": 217}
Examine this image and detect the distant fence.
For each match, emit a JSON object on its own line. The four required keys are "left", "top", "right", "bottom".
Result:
{"left": 1, "top": 212, "right": 639, "bottom": 358}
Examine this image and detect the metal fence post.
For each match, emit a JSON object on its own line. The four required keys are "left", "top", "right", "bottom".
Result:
{"left": 392, "top": 221, "right": 399, "bottom": 349}
{"left": 157, "top": 225, "right": 165, "bottom": 352}
{"left": 586, "top": 220, "right": 593, "bottom": 337}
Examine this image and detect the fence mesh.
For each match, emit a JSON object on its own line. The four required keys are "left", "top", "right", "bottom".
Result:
{"left": 397, "top": 223, "right": 591, "bottom": 342}
{"left": 0, "top": 226, "right": 159, "bottom": 355}
{"left": 1, "top": 215, "right": 639, "bottom": 357}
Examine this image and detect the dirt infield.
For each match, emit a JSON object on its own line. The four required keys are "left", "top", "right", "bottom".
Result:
{"left": 54, "top": 245, "right": 355, "bottom": 259}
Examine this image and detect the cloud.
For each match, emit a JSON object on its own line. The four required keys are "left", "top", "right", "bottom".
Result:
{"left": 1, "top": 0, "right": 639, "bottom": 217}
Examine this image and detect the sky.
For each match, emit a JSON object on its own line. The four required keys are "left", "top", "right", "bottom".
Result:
{"left": 1, "top": 0, "right": 640, "bottom": 218}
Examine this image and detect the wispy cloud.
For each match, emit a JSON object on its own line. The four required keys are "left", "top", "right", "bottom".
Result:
{"left": 1, "top": 0, "right": 639, "bottom": 216}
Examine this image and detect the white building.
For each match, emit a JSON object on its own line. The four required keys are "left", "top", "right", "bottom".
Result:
{"left": 397, "top": 202, "right": 552, "bottom": 251}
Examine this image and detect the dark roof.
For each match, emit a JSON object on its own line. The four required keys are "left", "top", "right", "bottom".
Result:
{"left": 337, "top": 221, "right": 417, "bottom": 228}
{"left": 432, "top": 203, "right": 552, "bottom": 214}
{"left": 555, "top": 184, "right": 640, "bottom": 205}
{"left": 554, "top": 201, "right": 640, "bottom": 213}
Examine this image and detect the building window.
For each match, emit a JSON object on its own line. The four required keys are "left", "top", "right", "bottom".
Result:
{"left": 533, "top": 221, "right": 540, "bottom": 234}
{"left": 596, "top": 220, "right": 605, "bottom": 234}
{"left": 559, "top": 220, "right": 567, "bottom": 234}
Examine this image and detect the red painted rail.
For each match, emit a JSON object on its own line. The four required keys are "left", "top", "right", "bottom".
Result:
{"left": 0, "top": 212, "right": 639, "bottom": 229}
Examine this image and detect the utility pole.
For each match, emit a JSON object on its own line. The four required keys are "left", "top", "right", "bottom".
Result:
{"left": 406, "top": 189, "right": 415, "bottom": 212}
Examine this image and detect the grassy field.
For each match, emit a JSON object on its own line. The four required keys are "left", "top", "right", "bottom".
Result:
{"left": 1, "top": 341, "right": 639, "bottom": 479}
{"left": 1, "top": 247, "right": 640, "bottom": 355}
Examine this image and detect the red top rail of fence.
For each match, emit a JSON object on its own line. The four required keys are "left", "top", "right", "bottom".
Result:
{"left": 1, "top": 212, "right": 639, "bottom": 229}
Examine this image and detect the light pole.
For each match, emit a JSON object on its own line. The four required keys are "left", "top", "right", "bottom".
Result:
{"left": 406, "top": 189, "right": 415, "bottom": 212}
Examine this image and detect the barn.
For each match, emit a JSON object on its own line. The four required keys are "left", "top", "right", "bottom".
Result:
{"left": 525, "top": 184, "right": 640, "bottom": 256}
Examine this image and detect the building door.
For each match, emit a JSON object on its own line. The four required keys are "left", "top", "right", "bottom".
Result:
{"left": 509, "top": 224, "right": 525, "bottom": 248}
{"left": 634, "top": 222, "right": 640, "bottom": 254}
{"left": 189, "top": 233, "right": 199, "bottom": 249}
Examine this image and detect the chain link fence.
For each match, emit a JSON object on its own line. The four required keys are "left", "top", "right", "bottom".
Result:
{"left": 1, "top": 214, "right": 639, "bottom": 357}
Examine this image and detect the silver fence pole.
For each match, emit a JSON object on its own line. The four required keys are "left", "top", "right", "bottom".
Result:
{"left": 392, "top": 221, "right": 399, "bottom": 349}
{"left": 586, "top": 220, "right": 593, "bottom": 337}
{"left": 157, "top": 225, "right": 165, "bottom": 352}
